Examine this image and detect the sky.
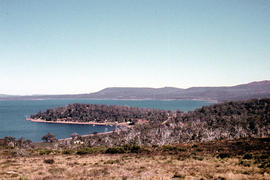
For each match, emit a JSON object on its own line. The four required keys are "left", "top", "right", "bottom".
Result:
{"left": 0, "top": 0, "right": 270, "bottom": 95}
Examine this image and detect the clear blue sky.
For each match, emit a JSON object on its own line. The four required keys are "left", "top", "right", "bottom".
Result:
{"left": 0, "top": 0, "right": 270, "bottom": 95}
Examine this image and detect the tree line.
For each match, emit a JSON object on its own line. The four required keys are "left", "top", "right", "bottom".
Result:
{"left": 31, "top": 103, "right": 174, "bottom": 124}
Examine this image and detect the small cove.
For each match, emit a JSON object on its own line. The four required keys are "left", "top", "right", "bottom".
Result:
{"left": 0, "top": 99, "right": 214, "bottom": 142}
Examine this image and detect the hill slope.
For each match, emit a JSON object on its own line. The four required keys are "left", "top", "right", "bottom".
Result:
{"left": 1, "top": 80, "right": 270, "bottom": 102}
{"left": 31, "top": 98, "right": 270, "bottom": 146}
{"left": 88, "top": 81, "right": 270, "bottom": 101}
{"left": 78, "top": 98, "right": 270, "bottom": 146}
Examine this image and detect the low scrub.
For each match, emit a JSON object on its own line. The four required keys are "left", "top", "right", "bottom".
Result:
{"left": 39, "top": 149, "right": 54, "bottom": 155}
{"left": 162, "top": 145, "right": 186, "bottom": 153}
{"left": 123, "top": 144, "right": 142, "bottom": 153}
{"left": 44, "top": 159, "right": 54, "bottom": 164}
{"left": 217, "top": 153, "right": 231, "bottom": 159}
{"left": 105, "top": 144, "right": 144, "bottom": 154}
{"left": 62, "top": 149, "right": 74, "bottom": 155}
{"left": 76, "top": 147, "right": 106, "bottom": 155}
{"left": 105, "top": 147, "right": 125, "bottom": 154}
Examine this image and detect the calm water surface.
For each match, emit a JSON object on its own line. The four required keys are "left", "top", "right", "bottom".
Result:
{"left": 0, "top": 99, "right": 213, "bottom": 142}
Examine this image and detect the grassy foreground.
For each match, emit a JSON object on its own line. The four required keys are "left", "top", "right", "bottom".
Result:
{"left": 0, "top": 138, "right": 269, "bottom": 180}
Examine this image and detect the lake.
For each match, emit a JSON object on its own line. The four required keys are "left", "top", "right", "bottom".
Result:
{"left": 0, "top": 99, "right": 214, "bottom": 142}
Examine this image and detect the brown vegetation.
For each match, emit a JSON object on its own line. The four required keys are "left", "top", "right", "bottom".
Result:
{"left": 0, "top": 137, "right": 269, "bottom": 179}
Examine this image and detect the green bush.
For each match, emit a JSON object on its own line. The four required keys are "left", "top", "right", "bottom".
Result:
{"left": 105, "top": 147, "right": 125, "bottom": 154}
{"left": 76, "top": 147, "right": 94, "bottom": 155}
{"left": 62, "top": 149, "right": 74, "bottom": 155}
{"left": 123, "top": 144, "right": 141, "bottom": 153}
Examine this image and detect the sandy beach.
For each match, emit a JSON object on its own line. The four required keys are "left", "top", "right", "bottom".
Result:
{"left": 26, "top": 118, "right": 129, "bottom": 127}
{"left": 26, "top": 118, "right": 131, "bottom": 141}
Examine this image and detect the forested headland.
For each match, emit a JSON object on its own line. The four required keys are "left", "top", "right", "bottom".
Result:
{"left": 30, "top": 98, "right": 270, "bottom": 146}
{"left": 30, "top": 103, "right": 171, "bottom": 125}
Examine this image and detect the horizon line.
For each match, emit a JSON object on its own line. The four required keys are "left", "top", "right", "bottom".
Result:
{"left": 1, "top": 80, "right": 269, "bottom": 96}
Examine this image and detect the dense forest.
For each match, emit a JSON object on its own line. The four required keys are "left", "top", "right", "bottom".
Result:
{"left": 30, "top": 103, "right": 172, "bottom": 124}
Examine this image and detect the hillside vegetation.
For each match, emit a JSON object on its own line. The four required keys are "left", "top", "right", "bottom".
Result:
{"left": 31, "top": 103, "right": 170, "bottom": 124}
{"left": 77, "top": 98, "right": 269, "bottom": 146}
{"left": 31, "top": 98, "right": 270, "bottom": 146}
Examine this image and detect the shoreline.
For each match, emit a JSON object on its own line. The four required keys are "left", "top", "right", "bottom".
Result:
{"left": 57, "top": 131, "right": 115, "bottom": 141}
{"left": 26, "top": 118, "right": 129, "bottom": 127}
{"left": 26, "top": 118, "right": 128, "bottom": 142}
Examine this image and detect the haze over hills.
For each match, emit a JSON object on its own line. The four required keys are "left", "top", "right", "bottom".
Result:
{"left": 1, "top": 80, "right": 270, "bottom": 102}
{"left": 0, "top": 94, "right": 12, "bottom": 97}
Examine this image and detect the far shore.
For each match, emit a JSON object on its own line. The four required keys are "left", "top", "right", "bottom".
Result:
{"left": 0, "top": 98, "right": 218, "bottom": 103}
{"left": 26, "top": 118, "right": 130, "bottom": 127}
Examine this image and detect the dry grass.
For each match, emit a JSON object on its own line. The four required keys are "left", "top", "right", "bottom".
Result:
{"left": 0, "top": 153, "right": 269, "bottom": 180}
{"left": 0, "top": 137, "right": 269, "bottom": 179}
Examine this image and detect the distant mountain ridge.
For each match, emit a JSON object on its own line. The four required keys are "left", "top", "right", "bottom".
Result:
{"left": 89, "top": 81, "right": 270, "bottom": 101}
{"left": 1, "top": 80, "right": 270, "bottom": 102}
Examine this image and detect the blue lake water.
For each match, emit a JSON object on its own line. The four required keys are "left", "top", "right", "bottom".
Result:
{"left": 0, "top": 99, "right": 214, "bottom": 142}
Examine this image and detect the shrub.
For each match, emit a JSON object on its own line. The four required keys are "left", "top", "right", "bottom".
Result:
{"left": 130, "top": 145, "right": 141, "bottom": 153}
{"left": 123, "top": 144, "right": 141, "bottom": 153}
{"left": 76, "top": 147, "right": 94, "bottom": 155}
{"left": 173, "top": 172, "right": 185, "bottom": 178}
{"left": 105, "top": 147, "right": 125, "bottom": 154}
{"left": 62, "top": 149, "right": 74, "bottom": 155}
{"left": 44, "top": 159, "right": 54, "bottom": 164}
{"left": 42, "top": 133, "right": 57, "bottom": 143}
{"left": 239, "top": 160, "right": 251, "bottom": 167}
{"left": 104, "top": 159, "right": 120, "bottom": 164}
{"left": 258, "top": 162, "right": 270, "bottom": 168}
{"left": 217, "top": 153, "right": 230, "bottom": 159}
{"left": 243, "top": 153, "right": 252, "bottom": 159}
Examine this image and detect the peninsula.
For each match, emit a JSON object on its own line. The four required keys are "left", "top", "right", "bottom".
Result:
{"left": 29, "top": 103, "right": 171, "bottom": 126}
{"left": 29, "top": 98, "right": 270, "bottom": 146}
